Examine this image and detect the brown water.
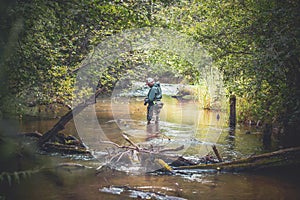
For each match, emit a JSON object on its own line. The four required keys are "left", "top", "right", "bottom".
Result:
{"left": 2, "top": 97, "right": 300, "bottom": 200}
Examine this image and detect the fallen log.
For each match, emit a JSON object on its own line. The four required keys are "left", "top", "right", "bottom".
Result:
{"left": 176, "top": 146, "right": 300, "bottom": 172}
{"left": 38, "top": 87, "right": 105, "bottom": 147}
{"left": 37, "top": 64, "right": 131, "bottom": 148}
{"left": 42, "top": 142, "right": 93, "bottom": 156}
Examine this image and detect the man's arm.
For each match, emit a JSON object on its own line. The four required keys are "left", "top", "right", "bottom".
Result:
{"left": 148, "top": 87, "right": 157, "bottom": 102}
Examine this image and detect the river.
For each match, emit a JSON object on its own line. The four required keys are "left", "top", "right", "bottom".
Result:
{"left": 1, "top": 96, "right": 300, "bottom": 200}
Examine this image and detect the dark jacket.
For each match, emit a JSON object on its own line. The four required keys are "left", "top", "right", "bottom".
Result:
{"left": 147, "top": 82, "right": 162, "bottom": 103}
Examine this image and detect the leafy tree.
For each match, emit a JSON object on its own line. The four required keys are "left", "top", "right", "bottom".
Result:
{"left": 0, "top": 0, "right": 155, "bottom": 115}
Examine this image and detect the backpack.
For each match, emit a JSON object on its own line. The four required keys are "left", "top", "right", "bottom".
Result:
{"left": 155, "top": 82, "right": 162, "bottom": 100}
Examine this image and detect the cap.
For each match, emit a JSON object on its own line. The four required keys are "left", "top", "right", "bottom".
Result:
{"left": 147, "top": 78, "right": 154, "bottom": 83}
{"left": 146, "top": 78, "right": 154, "bottom": 83}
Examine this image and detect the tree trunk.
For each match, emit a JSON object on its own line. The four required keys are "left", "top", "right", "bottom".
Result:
{"left": 229, "top": 94, "right": 236, "bottom": 127}
{"left": 38, "top": 88, "right": 105, "bottom": 147}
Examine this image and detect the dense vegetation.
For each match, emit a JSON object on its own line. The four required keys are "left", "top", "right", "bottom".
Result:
{"left": 0, "top": 0, "right": 299, "bottom": 145}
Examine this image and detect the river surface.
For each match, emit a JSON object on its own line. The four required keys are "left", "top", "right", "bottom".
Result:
{"left": 2, "top": 96, "right": 300, "bottom": 200}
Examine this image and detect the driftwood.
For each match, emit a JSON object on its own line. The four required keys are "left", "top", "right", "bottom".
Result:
{"left": 100, "top": 134, "right": 186, "bottom": 172}
{"left": 176, "top": 146, "right": 300, "bottom": 172}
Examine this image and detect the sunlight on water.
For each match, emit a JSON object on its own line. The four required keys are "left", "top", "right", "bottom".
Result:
{"left": 12, "top": 97, "right": 300, "bottom": 200}
{"left": 19, "top": 96, "right": 267, "bottom": 161}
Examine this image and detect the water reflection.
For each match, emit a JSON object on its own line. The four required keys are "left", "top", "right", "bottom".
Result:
{"left": 228, "top": 126, "right": 236, "bottom": 148}
{"left": 19, "top": 97, "right": 270, "bottom": 159}
{"left": 146, "top": 122, "right": 160, "bottom": 141}
{"left": 6, "top": 97, "right": 299, "bottom": 200}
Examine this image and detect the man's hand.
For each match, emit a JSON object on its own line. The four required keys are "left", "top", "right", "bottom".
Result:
{"left": 144, "top": 98, "right": 148, "bottom": 106}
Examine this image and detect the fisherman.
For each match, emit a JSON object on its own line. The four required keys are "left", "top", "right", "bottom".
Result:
{"left": 144, "top": 78, "right": 163, "bottom": 124}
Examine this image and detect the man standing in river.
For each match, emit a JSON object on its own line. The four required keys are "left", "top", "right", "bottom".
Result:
{"left": 144, "top": 78, "right": 163, "bottom": 125}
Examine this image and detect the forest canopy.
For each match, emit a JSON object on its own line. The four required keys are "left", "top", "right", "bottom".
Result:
{"left": 0, "top": 0, "right": 299, "bottom": 144}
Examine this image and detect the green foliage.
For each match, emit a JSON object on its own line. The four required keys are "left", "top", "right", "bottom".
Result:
{"left": 0, "top": 0, "right": 154, "bottom": 114}
{"left": 1, "top": 0, "right": 203, "bottom": 115}
{"left": 154, "top": 0, "right": 300, "bottom": 132}
{"left": 145, "top": 50, "right": 200, "bottom": 84}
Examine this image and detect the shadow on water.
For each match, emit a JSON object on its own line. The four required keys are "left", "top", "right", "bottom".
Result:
{"left": 2, "top": 97, "right": 299, "bottom": 199}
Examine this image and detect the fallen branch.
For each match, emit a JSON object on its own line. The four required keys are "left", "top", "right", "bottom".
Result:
{"left": 100, "top": 140, "right": 141, "bottom": 151}
{"left": 176, "top": 146, "right": 300, "bottom": 172}
{"left": 100, "top": 140, "right": 184, "bottom": 154}
{"left": 212, "top": 145, "right": 223, "bottom": 162}
{"left": 122, "top": 133, "right": 140, "bottom": 151}
{"left": 38, "top": 87, "right": 106, "bottom": 147}
{"left": 159, "top": 145, "right": 184, "bottom": 153}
